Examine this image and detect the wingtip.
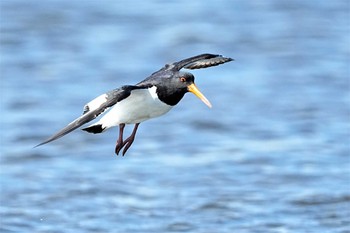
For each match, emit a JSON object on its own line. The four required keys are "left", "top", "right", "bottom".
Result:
{"left": 219, "top": 55, "right": 234, "bottom": 61}
{"left": 33, "top": 141, "right": 48, "bottom": 148}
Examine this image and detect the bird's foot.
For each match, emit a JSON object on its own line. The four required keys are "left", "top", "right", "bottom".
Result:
{"left": 115, "top": 123, "right": 125, "bottom": 156}
{"left": 115, "top": 140, "right": 124, "bottom": 155}
{"left": 114, "top": 123, "right": 139, "bottom": 156}
{"left": 115, "top": 123, "right": 140, "bottom": 156}
{"left": 120, "top": 135, "right": 135, "bottom": 156}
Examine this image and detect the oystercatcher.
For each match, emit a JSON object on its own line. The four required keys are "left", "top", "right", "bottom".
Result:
{"left": 36, "top": 53, "right": 233, "bottom": 155}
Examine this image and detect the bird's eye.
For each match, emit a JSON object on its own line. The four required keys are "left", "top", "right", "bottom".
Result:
{"left": 180, "top": 77, "right": 186, "bottom": 82}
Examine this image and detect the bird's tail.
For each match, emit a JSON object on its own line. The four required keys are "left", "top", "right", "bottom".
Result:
{"left": 82, "top": 124, "right": 105, "bottom": 134}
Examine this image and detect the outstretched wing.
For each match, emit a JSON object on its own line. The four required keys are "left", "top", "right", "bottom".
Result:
{"left": 173, "top": 53, "right": 233, "bottom": 71}
{"left": 183, "top": 56, "right": 233, "bottom": 70}
{"left": 35, "top": 85, "right": 139, "bottom": 147}
{"left": 141, "top": 53, "right": 233, "bottom": 83}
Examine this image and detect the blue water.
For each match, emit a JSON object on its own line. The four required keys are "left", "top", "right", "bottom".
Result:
{"left": 1, "top": 0, "right": 349, "bottom": 232}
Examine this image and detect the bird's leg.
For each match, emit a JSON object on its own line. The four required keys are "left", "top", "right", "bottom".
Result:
{"left": 121, "top": 123, "right": 140, "bottom": 156}
{"left": 115, "top": 123, "right": 125, "bottom": 155}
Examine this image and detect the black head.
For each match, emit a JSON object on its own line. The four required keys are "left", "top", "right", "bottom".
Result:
{"left": 156, "top": 72, "right": 212, "bottom": 107}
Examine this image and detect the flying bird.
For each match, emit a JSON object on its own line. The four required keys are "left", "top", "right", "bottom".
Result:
{"left": 36, "top": 53, "right": 233, "bottom": 155}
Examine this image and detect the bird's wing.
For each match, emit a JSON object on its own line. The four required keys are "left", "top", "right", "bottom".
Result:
{"left": 35, "top": 85, "right": 140, "bottom": 147}
{"left": 173, "top": 53, "right": 233, "bottom": 71}
{"left": 183, "top": 56, "right": 233, "bottom": 70}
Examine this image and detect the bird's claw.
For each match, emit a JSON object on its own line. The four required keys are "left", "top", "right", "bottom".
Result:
{"left": 115, "top": 142, "right": 123, "bottom": 155}
{"left": 114, "top": 123, "right": 139, "bottom": 156}
{"left": 114, "top": 139, "right": 131, "bottom": 156}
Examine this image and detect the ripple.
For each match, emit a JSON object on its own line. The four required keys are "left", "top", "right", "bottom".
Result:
{"left": 291, "top": 194, "right": 350, "bottom": 206}
{"left": 1, "top": 0, "right": 349, "bottom": 232}
{"left": 166, "top": 222, "right": 196, "bottom": 232}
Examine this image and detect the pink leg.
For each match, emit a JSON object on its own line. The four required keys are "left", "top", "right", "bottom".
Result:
{"left": 115, "top": 123, "right": 125, "bottom": 155}
{"left": 121, "top": 123, "right": 140, "bottom": 156}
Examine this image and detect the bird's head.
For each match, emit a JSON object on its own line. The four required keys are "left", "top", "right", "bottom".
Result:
{"left": 157, "top": 72, "right": 212, "bottom": 108}
{"left": 178, "top": 72, "right": 212, "bottom": 108}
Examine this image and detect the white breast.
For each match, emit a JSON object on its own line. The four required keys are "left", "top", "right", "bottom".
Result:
{"left": 95, "top": 86, "right": 172, "bottom": 130}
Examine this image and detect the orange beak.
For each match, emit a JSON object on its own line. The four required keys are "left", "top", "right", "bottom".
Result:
{"left": 187, "top": 83, "right": 212, "bottom": 108}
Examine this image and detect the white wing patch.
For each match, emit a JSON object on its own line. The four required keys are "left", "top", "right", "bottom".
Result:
{"left": 148, "top": 86, "right": 159, "bottom": 100}
{"left": 83, "top": 94, "right": 108, "bottom": 114}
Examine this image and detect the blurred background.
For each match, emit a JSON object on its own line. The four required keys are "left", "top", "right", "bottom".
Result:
{"left": 1, "top": 0, "right": 349, "bottom": 232}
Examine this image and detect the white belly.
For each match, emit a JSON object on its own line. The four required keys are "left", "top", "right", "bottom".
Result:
{"left": 96, "top": 86, "right": 172, "bottom": 129}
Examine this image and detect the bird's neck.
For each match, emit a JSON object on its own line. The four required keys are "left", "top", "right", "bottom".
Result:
{"left": 156, "top": 85, "right": 186, "bottom": 106}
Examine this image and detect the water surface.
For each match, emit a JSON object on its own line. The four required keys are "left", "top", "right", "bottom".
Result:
{"left": 1, "top": 0, "right": 349, "bottom": 232}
